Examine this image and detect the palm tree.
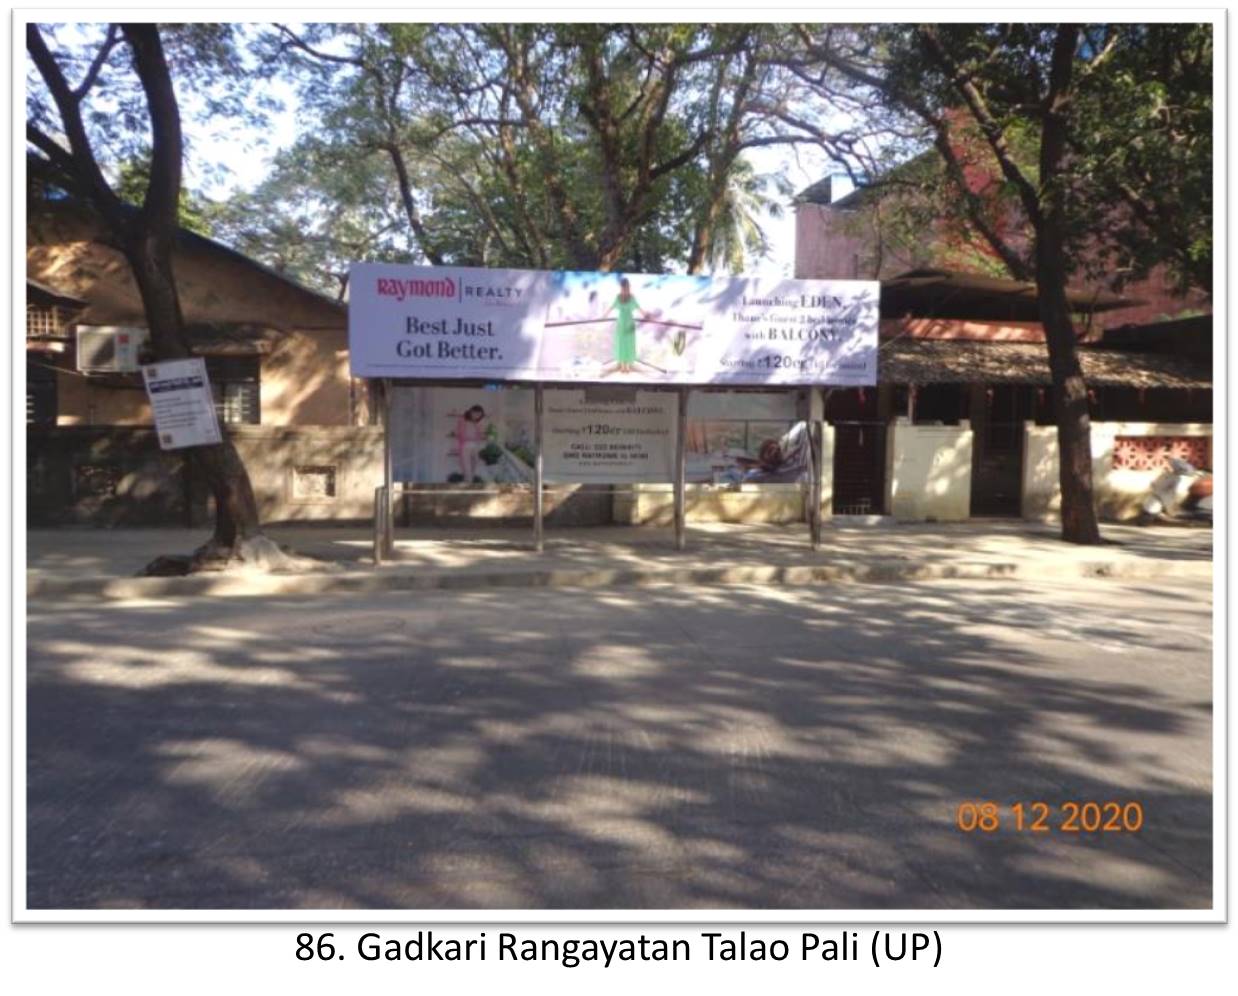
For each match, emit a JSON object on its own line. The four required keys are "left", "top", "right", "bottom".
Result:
{"left": 708, "top": 157, "right": 792, "bottom": 274}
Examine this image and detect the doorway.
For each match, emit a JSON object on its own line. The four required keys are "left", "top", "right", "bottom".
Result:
{"left": 969, "top": 384, "right": 1028, "bottom": 517}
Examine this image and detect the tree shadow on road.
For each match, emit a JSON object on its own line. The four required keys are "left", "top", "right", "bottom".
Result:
{"left": 25, "top": 577, "right": 1212, "bottom": 910}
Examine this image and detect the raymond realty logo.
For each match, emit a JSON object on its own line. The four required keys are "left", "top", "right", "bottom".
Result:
{"left": 376, "top": 276, "right": 458, "bottom": 302}
{"left": 464, "top": 283, "right": 525, "bottom": 305}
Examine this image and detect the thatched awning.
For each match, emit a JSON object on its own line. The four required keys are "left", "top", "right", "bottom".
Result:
{"left": 880, "top": 337, "right": 1212, "bottom": 390}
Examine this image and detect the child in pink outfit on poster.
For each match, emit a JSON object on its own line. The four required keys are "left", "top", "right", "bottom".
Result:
{"left": 456, "top": 405, "right": 487, "bottom": 482}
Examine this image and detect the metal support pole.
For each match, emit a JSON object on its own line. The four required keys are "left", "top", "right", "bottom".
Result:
{"left": 534, "top": 383, "right": 545, "bottom": 553}
{"left": 674, "top": 386, "right": 687, "bottom": 551}
{"left": 809, "top": 388, "right": 824, "bottom": 550}
{"left": 373, "top": 486, "right": 388, "bottom": 565}
{"left": 382, "top": 378, "right": 395, "bottom": 557}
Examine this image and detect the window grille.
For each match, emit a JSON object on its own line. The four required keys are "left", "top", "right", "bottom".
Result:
{"left": 205, "top": 356, "right": 261, "bottom": 425}
{"left": 1112, "top": 436, "right": 1210, "bottom": 472}
{"left": 27, "top": 305, "right": 64, "bottom": 337}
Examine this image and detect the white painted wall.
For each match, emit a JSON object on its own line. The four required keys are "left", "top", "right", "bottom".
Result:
{"left": 1022, "top": 421, "right": 1213, "bottom": 521}
{"left": 887, "top": 419, "right": 974, "bottom": 522}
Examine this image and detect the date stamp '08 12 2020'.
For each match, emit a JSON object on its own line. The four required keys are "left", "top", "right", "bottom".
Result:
{"left": 955, "top": 801, "right": 1145, "bottom": 834}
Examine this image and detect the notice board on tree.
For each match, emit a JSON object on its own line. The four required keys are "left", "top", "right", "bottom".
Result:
{"left": 349, "top": 263, "right": 878, "bottom": 386}
{"left": 142, "top": 357, "right": 223, "bottom": 451}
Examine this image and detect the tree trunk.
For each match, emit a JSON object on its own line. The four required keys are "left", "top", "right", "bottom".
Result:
{"left": 1034, "top": 236, "right": 1102, "bottom": 545}
{"left": 124, "top": 227, "right": 263, "bottom": 556}
{"left": 687, "top": 179, "right": 728, "bottom": 274}
{"left": 1034, "top": 24, "right": 1102, "bottom": 545}
{"left": 121, "top": 24, "right": 269, "bottom": 565}
{"left": 31, "top": 23, "right": 278, "bottom": 572}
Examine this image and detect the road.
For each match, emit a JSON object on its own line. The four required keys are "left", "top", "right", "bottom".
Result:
{"left": 25, "top": 576, "right": 1213, "bottom": 910}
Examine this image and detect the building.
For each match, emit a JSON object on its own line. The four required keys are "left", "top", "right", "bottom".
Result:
{"left": 795, "top": 178, "right": 1213, "bottom": 523}
{"left": 26, "top": 197, "right": 382, "bottom": 526}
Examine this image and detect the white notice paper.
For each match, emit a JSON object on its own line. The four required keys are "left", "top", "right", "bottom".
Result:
{"left": 142, "top": 357, "right": 223, "bottom": 450}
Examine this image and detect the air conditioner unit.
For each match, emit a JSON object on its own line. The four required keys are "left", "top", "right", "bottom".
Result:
{"left": 75, "top": 326, "right": 149, "bottom": 374}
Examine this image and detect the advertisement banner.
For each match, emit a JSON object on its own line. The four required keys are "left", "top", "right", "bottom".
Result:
{"left": 544, "top": 390, "right": 675, "bottom": 483}
{"left": 142, "top": 358, "right": 223, "bottom": 451}
{"left": 685, "top": 390, "right": 809, "bottom": 484}
{"left": 390, "top": 386, "right": 676, "bottom": 484}
{"left": 390, "top": 386, "right": 534, "bottom": 485}
{"left": 390, "top": 386, "right": 813, "bottom": 486}
{"left": 350, "top": 263, "right": 877, "bottom": 386}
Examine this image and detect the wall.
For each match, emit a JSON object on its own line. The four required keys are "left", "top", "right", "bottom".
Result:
{"left": 53, "top": 369, "right": 151, "bottom": 426}
{"left": 27, "top": 425, "right": 384, "bottom": 527}
{"left": 28, "top": 427, "right": 191, "bottom": 527}
{"left": 229, "top": 426, "right": 383, "bottom": 522}
{"left": 615, "top": 484, "right": 808, "bottom": 525}
{"left": 887, "top": 419, "right": 974, "bottom": 522}
{"left": 795, "top": 204, "right": 874, "bottom": 279}
{"left": 401, "top": 485, "right": 614, "bottom": 527}
{"left": 50, "top": 343, "right": 353, "bottom": 430}
{"left": 260, "top": 329, "right": 352, "bottom": 426}
{"left": 1022, "top": 421, "right": 1213, "bottom": 521}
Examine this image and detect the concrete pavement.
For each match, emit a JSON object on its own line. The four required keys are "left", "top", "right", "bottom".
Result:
{"left": 25, "top": 519, "right": 1212, "bottom": 598}
{"left": 25, "top": 575, "right": 1213, "bottom": 910}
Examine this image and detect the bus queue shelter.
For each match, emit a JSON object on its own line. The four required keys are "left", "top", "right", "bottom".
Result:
{"left": 349, "top": 263, "right": 879, "bottom": 563}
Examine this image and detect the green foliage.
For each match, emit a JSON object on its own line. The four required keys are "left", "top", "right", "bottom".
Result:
{"left": 27, "top": 23, "right": 278, "bottom": 197}
{"left": 1070, "top": 24, "right": 1212, "bottom": 292}
{"left": 113, "top": 153, "right": 217, "bottom": 235}
{"left": 207, "top": 137, "right": 417, "bottom": 297}
{"left": 797, "top": 23, "right": 1212, "bottom": 295}
{"left": 229, "top": 23, "right": 794, "bottom": 281}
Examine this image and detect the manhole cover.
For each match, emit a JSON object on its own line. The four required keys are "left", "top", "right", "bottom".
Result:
{"left": 310, "top": 615, "right": 409, "bottom": 643}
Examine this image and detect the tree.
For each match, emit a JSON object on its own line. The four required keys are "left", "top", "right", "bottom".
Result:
{"left": 27, "top": 23, "right": 291, "bottom": 568}
{"left": 247, "top": 23, "right": 818, "bottom": 278}
{"left": 208, "top": 136, "right": 416, "bottom": 300}
{"left": 1069, "top": 24, "right": 1212, "bottom": 294}
{"left": 113, "top": 151, "right": 219, "bottom": 236}
{"left": 697, "top": 157, "right": 792, "bottom": 274}
{"left": 793, "top": 23, "right": 1211, "bottom": 544}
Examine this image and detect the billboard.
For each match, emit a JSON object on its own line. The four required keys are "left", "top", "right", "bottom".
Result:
{"left": 350, "top": 263, "right": 878, "bottom": 386}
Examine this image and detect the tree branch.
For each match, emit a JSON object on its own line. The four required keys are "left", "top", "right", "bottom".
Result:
{"left": 73, "top": 24, "right": 120, "bottom": 100}
{"left": 26, "top": 23, "right": 120, "bottom": 214}
{"left": 918, "top": 25, "right": 1044, "bottom": 224}
{"left": 121, "top": 24, "right": 183, "bottom": 231}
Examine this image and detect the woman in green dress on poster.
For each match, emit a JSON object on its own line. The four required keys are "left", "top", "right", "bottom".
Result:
{"left": 602, "top": 278, "right": 651, "bottom": 374}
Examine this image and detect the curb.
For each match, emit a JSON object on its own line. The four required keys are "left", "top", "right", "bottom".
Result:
{"left": 27, "top": 555, "right": 1212, "bottom": 600}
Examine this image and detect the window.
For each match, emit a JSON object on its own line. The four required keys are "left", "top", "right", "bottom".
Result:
{"left": 26, "top": 362, "right": 57, "bottom": 426}
{"left": 205, "top": 356, "right": 260, "bottom": 425}
{"left": 292, "top": 465, "right": 338, "bottom": 502}
{"left": 27, "top": 304, "right": 69, "bottom": 337}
